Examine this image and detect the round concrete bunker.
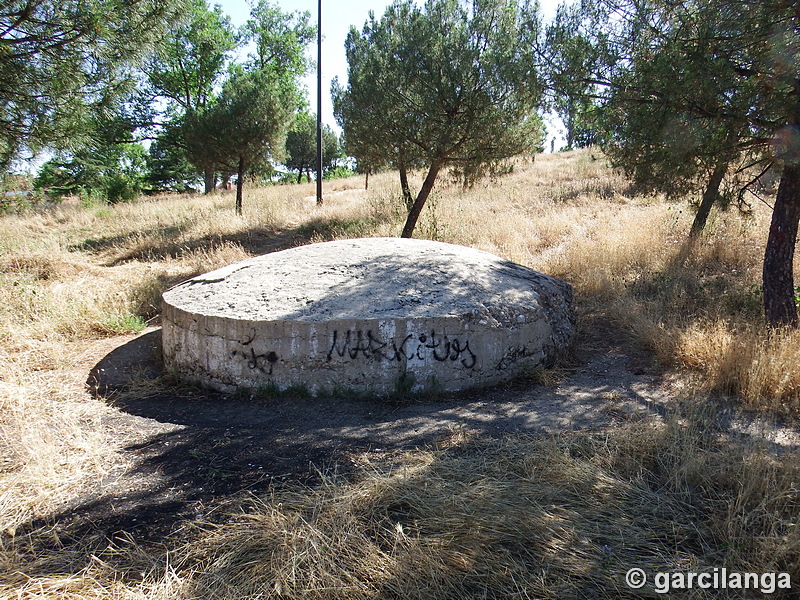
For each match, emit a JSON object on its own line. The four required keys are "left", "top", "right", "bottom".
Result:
{"left": 161, "top": 238, "right": 575, "bottom": 396}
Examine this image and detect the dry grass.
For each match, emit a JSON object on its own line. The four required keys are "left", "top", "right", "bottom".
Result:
{"left": 174, "top": 417, "right": 799, "bottom": 600}
{"left": 5, "top": 416, "right": 796, "bottom": 600}
{"left": 1, "top": 149, "right": 799, "bottom": 598}
{"left": 12, "top": 414, "right": 786, "bottom": 600}
{"left": 677, "top": 322, "right": 800, "bottom": 413}
{"left": 370, "top": 151, "right": 800, "bottom": 413}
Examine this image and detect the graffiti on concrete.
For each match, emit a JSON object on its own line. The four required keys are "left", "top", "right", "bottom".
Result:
{"left": 244, "top": 348, "right": 279, "bottom": 373}
{"left": 228, "top": 328, "right": 478, "bottom": 373}
{"left": 496, "top": 344, "right": 540, "bottom": 370}
{"left": 327, "top": 329, "right": 477, "bottom": 369}
{"left": 231, "top": 330, "right": 279, "bottom": 374}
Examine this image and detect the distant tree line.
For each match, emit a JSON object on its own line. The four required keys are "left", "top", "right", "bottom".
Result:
{"left": 3, "top": 0, "right": 800, "bottom": 325}
{"left": 2, "top": 0, "right": 345, "bottom": 213}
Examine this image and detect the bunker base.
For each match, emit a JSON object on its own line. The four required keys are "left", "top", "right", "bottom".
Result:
{"left": 161, "top": 238, "right": 575, "bottom": 397}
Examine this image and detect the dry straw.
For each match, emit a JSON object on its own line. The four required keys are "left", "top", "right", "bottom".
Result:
{"left": 177, "top": 417, "right": 799, "bottom": 600}
{"left": 1, "top": 149, "right": 799, "bottom": 598}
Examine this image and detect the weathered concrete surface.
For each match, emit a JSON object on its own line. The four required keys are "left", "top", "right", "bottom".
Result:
{"left": 161, "top": 238, "right": 574, "bottom": 396}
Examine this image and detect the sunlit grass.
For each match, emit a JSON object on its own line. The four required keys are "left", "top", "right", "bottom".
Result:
{"left": 1, "top": 149, "right": 798, "bottom": 598}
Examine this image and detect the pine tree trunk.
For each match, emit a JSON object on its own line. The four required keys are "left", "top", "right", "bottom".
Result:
{"left": 399, "top": 161, "right": 413, "bottom": 211}
{"left": 365, "top": 168, "right": 370, "bottom": 191}
{"left": 763, "top": 162, "right": 800, "bottom": 327}
{"left": 690, "top": 159, "right": 728, "bottom": 238}
{"left": 401, "top": 161, "right": 441, "bottom": 239}
{"left": 565, "top": 114, "right": 575, "bottom": 151}
{"left": 297, "top": 171, "right": 303, "bottom": 184}
{"left": 235, "top": 156, "right": 244, "bottom": 216}
{"left": 203, "top": 169, "right": 216, "bottom": 194}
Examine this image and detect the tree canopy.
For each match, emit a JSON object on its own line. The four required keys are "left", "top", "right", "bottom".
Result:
{"left": 183, "top": 69, "right": 295, "bottom": 214}
{"left": 558, "top": 0, "right": 800, "bottom": 326}
{"left": 333, "top": 0, "right": 544, "bottom": 238}
{"left": 145, "top": 127, "right": 200, "bottom": 193}
{"left": 149, "top": 0, "right": 312, "bottom": 197}
{"left": 284, "top": 113, "right": 341, "bottom": 183}
{"left": 143, "top": 0, "right": 238, "bottom": 192}
{"left": 543, "top": 1, "right": 601, "bottom": 151}
{"left": 145, "top": 0, "right": 237, "bottom": 117}
{"left": 33, "top": 136, "right": 148, "bottom": 203}
{"left": 244, "top": 0, "right": 315, "bottom": 80}
{"left": 0, "top": 0, "right": 187, "bottom": 170}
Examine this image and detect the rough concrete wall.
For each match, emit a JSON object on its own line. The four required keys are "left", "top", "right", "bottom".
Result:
{"left": 161, "top": 238, "right": 575, "bottom": 397}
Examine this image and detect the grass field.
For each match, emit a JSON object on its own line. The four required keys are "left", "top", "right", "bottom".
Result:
{"left": 1, "top": 149, "right": 798, "bottom": 598}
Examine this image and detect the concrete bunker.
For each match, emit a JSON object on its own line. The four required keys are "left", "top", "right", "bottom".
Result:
{"left": 161, "top": 238, "right": 575, "bottom": 396}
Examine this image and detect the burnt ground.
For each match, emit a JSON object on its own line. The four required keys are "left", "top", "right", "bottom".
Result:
{"left": 10, "top": 317, "right": 798, "bottom": 573}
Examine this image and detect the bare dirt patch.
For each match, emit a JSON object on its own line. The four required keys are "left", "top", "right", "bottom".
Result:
{"left": 41, "top": 315, "right": 789, "bottom": 552}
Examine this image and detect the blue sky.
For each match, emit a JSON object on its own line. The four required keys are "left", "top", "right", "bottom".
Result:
{"left": 217, "top": 0, "right": 566, "bottom": 147}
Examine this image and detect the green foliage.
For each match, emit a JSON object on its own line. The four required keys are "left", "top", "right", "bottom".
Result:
{"left": 100, "top": 313, "right": 148, "bottom": 334}
{"left": 332, "top": 82, "right": 391, "bottom": 178}
{"left": 253, "top": 382, "right": 311, "bottom": 400}
{"left": 154, "top": 0, "right": 312, "bottom": 198}
{"left": 323, "top": 166, "right": 355, "bottom": 180}
{"left": 334, "top": 0, "right": 544, "bottom": 237}
{"left": 0, "top": 174, "right": 45, "bottom": 213}
{"left": 0, "top": 191, "right": 46, "bottom": 214}
{"left": 563, "top": 0, "right": 795, "bottom": 201}
{"left": 0, "top": 0, "right": 187, "bottom": 170}
{"left": 145, "top": 0, "right": 238, "bottom": 116}
{"left": 183, "top": 69, "right": 296, "bottom": 213}
{"left": 568, "top": 0, "right": 800, "bottom": 325}
{"left": 393, "top": 370, "right": 417, "bottom": 399}
{"left": 284, "top": 112, "right": 342, "bottom": 183}
{"left": 142, "top": 0, "right": 238, "bottom": 193}
{"left": 544, "top": 2, "right": 602, "bottom": 150}
{"left": 34, "top": 142, "right": 148, "bottom": 204}
{"left": 243, "top": 0, "right": 315, "bottom": 80}
{"left": 184, "top": 69, "right": 295, "bottom": 173}
{"left": 146, "top": 127, "right": 201, "bottom": 192}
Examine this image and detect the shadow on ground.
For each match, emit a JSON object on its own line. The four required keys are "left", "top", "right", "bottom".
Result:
{"left": 7, "top": 319, "right": 796, "bottom": 590}
{"left": 74, "top": 214, "right": 390, "bottom": 266}
{"left": 68, "top": 323, "right": 672, "bottom": 544}
{"left": 1, "top": 320, "right": 672, "bottom": 586}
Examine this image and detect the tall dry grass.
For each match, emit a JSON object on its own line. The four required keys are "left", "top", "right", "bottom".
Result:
{"left": 173, "top": 416, "right": 799, "bottom": 600}
{"left": 365, "top": 150, "right": 800, "bottom": 414}
{"left": 3, "top": 415, "right": 797, "bottom": 600}
{"left": 1, "top": 149, "right": 799, "bottom": 598}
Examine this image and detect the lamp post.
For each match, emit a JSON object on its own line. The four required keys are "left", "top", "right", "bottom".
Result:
{"left": 315, "top": 0, "right": 323, "bottom": 206}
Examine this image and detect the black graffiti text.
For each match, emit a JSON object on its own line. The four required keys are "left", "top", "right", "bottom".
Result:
{"left": 327, "top": 329, "right": 477, "bottom": 369}
{"left": 231, "top": 346, "right": 279, "bottom": 374}
{"left": 496, "top": 344, "right": 539, "bottom": 370}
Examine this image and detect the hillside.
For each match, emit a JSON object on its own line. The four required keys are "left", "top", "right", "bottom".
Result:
{"left": 0, "top": 149, "right": 798, "bottom": 598}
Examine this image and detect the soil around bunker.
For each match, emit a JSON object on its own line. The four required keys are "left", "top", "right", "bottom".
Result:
{"left": 75, "top": 320, "right": 668, "bottom": 540}
{"left": 32, "top": 318, "right": 792, "bottom": 551}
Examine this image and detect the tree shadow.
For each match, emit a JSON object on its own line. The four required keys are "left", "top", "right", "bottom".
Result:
{"left": 69, "top": 317, "right": 661, "bottom": 555}
{"left": 354, "top": 435, "right": 709, "bottom": 599}
{"left": 173, "top": 425, "right": 738, "bottom": 599}
{"left": 5, "top": 318, "right": 794, "bottom": 595}
{"left": 71, "top": 215, "right": 394, "bottom": 267}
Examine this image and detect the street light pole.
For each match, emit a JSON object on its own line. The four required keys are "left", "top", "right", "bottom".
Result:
{"left": 315, "top": 0, "right": 323, "bottom": 206}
